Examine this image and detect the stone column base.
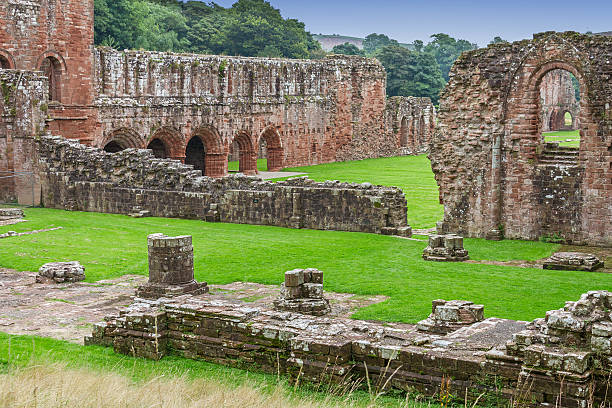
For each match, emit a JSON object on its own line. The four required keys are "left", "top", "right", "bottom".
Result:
{"left": 136, "top": 280, "right": 209, "bottom": 299}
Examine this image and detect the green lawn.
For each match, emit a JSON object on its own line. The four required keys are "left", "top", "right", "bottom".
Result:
{"left": 228, "top": 158, "right": 268, "bottom": 172}
{"left": 2, "top": 207, "right": 610, "bottom": 324}
{"left": 283, "top": 156, "right": 443, "bottom": 229}
{"left": 543, "top": 130, "right": 580, "bottom": 148}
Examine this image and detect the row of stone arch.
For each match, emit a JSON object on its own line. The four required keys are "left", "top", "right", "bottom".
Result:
{"left": 0, "top": 49, "right": 65, "bottom": 102}
{"left": 101, "top": 126, "right": 284, "bottom": 177}
{"left": 399, "top": 115, "right": 431, "bottom": 150}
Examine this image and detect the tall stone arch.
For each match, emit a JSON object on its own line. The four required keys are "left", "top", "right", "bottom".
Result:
{"left": 259, "top": 127, "right": 284, "bottom": 172}
{"left": 190, "top": 126, "right": 226, "bottom": 177}
{"left": 101, "top": 128, "right": 143, "bottom": 153}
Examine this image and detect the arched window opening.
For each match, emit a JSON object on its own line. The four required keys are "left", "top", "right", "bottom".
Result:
{"left": 104, "top": 141, "right": 125, "bottom": 153}
{"left": 540, "top": 69, "right": 581, "bottom": 150}
{"left": 147, "top": 138, "right": 168, "bottom": 159}
{"left": 40, "top": 56, "right": 62, "bottom": 102}
{"left": 399, "top": 117, "right": 409, "bottom": 148}
{"left": 185, "top": 136, "right": 206, "bottom": 173}
{"left": 0, "top": 55, "right": 10, "bottom": 70}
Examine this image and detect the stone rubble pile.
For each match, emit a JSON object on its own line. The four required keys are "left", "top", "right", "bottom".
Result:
{"left": 36, "top": 261, "right": 85, "bottom": 283}
{"left": 506, "top": 291, "right": 612, "bottom": 374}
{"left": 542, "top": 251, "right": 604, "bottom": 271}
{"left": 422, "top": 234, "right": 469, "bottom": 262}
{"left": 417, "top": 299, "right": 484, "bottom": 334}
{"left": 274, "top": 268, "right": 330, "bottom": 316}
{"left": 0, "top": 208, "right": 24, "bottom": 221}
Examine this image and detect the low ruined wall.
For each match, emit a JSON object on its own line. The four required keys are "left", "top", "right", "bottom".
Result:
{"left": 87, "top": 292, "right": 612, "bottom": 407}
{"left": 38, "top": 136, "right": 409, "bottom": 234}
{"left": 0, "top": 70, "right": 46, "bottom": 203}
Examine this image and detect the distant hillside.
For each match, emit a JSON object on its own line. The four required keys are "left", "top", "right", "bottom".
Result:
{"left": 313, "top": 35, "right": 364, "bottom": 51}
{"left": 595, "top": 31, "right": 612, "bottom": 36}
{"left": 314, "top": 34, "right": 414, "bottom": 52}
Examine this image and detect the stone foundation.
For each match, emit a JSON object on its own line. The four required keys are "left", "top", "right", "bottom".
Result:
{"left": 417, "top": 300, "right": 484, "bottom": 334}
{"left": 87, "top": 291, "right": 612, "bottom": 407}
{"left": 422, "top": 234, "right": 469, "bottom": 262}
{"left": 542, "top": 252, "right": 604, "bottom": 272}
{"left": 0, "top": 208, "right": 24, "bottom": 221}
{"left": 273, "top": 269, "right": 330, "bottom": 316}
{"left": 36, "top": 261, "right": 85, "bottom": 284}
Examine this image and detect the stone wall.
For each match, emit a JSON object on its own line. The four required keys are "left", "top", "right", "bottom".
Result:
{"left": 38, "top": 136, "right": 410, "bottom": 235}
{"left": 0, "top": 69, "right": 47, "bottom": 203}
{"left": 431, "top": 32, "right": 612, "bottom": 246}
{"left": 87, "top": 291, "right": 612, "bottom": 407}
{"left": 90, "top": 49, "right": 432, "bottom": 176}
{"left": 0, "top": 0, "right": 97, "bottom": 139}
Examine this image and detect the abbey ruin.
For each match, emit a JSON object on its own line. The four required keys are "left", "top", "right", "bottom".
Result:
{"left": 432, "top": 32, "right": 612, "bottom": 246}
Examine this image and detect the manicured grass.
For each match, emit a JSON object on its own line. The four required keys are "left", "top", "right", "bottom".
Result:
{"left": 228, "top": 158, "right": 268, "bottom": 172}
{"left": 0, "top": 333, "right": 425, "bottom": 408}
{"left": 2, "top": 207, "right": 610, "bottom": 324}
{"left": 283, "top": 156, "right": 443, "bottom": 229}
{"left": 543, "top": 130, "right": 580, "bottom": 148}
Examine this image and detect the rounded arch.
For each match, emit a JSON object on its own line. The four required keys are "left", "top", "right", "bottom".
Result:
{"left": 146, "top": 139, "right": 168, "bottom": 159}
{"left": 185, "top": 136, "right": 206, "bottom": 173}
{"left": 150, "top": 126, "right": 185, "bottom": 160}
{"left": 0, "top": 50, "right": 15, "bottom": 69}
{"left": 189, "top": 126, "right": 226, "bottom": 177}
{"left": 38, "top": 52, "right": 67, "bottom": 102}
{"left": 230, "top": 131, "right": 257, "bottom": 175}
{"left": 259, "top": 126, "right": 284, "bottom": 172}
{"left": 101, "top": 128, "right": 143, "bottom": 153}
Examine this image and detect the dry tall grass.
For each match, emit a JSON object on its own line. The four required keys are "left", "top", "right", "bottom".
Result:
{"left": 0, "top": 364, "right": 428, "bottom": 408}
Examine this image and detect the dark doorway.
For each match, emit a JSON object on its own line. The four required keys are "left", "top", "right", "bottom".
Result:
{"left": 103, "top": 141, "right": 125, "bottom": 153}
{"left": 185, "top": 136, "right": 205, "bottom": 173}
{"left": 147, "top": 139, "right": 168, "bottom": 159}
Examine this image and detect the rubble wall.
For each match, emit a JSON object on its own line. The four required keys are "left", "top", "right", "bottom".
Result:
{"left": 38, "top": 136, "right": 409, "bottom": 234}
{"left": 431, "top": 32, "right": 612, "bottom": 246}
{"left": 87, "top": 292, "right": 612, "bottom": 407}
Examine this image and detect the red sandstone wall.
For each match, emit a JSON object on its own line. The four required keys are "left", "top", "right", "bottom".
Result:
{"left": 90, "top": 50, "right": 408, "bottom": 176}
{"left": 432, "top": 32, "right": 612, "bottom": 246}
{"left": 0, "top": 0, "right": 97, "bottom": 141}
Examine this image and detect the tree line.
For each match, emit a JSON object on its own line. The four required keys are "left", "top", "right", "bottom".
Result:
{"left": 94, "top": 0, "right": 492, "bottom": 105}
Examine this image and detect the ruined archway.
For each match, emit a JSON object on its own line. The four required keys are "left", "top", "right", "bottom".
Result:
{"left": 101, "top": 128, "right": 142, "bottom": 153}
{"left": 185, "top": 136, "right": 205, "bottom": 173}
{"left": 259, "top": 127, "right": 284, "bottom": 172}
{"left": 190, "top": 126, "right": 226, "bottom": 177}
{"left": 40, "top": 56, "right": 63, "bottom": 102}
{"left": 0, "top": 51, "right": 14, "bottom": 69}
{"left": 150, "top": 127, "right": 185, "bottom": 160}
{"left": 147, "top": 139, "right": 168, "bottom": 159}
{"left": 229, "top": 132, "right": 257, "bottom": 175}
{"left": 431, "top": 32, "right": 611, "bottom": 246}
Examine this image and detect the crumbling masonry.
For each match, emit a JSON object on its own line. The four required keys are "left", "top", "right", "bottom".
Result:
{"left": 431, "top": 32, "right": 612, "bottom": 246}
{"left": 0, "top": 0, "right": 435, "bottom": 206}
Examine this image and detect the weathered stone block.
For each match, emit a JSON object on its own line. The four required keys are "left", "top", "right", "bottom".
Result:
{"left": 36, "top": 261, "right": 85, "bottom": 284}
{"left": 417, "top": 299, "right": 484, "bottom": 334}
{"left": 274, "top": 268, "right": 330, "bottom": 315}
{"left": 543, "top": 252, "right": 604, "bottom": 272}
{"left": 422, "top": 234, "right": 469, "bottom": 262}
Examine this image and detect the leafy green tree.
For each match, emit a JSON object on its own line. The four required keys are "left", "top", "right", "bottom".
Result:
{"left": 489, "top": 36, "right": 509, "bottom": 45}
{"left": 423, "top": 33, "right": 477, "bottom": 81}
{"left": 363, "top": 33, "right": 399, "bottom": 55}
{"left": 331, "top": 42, "right": 364, "bottom": 56}
{"left": 375, "top": 45, "right": 445, "bottom": 104}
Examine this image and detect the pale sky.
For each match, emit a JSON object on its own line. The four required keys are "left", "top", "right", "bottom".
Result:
{"left": 204, "top": 0, "right": 611, "bottom": 46}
